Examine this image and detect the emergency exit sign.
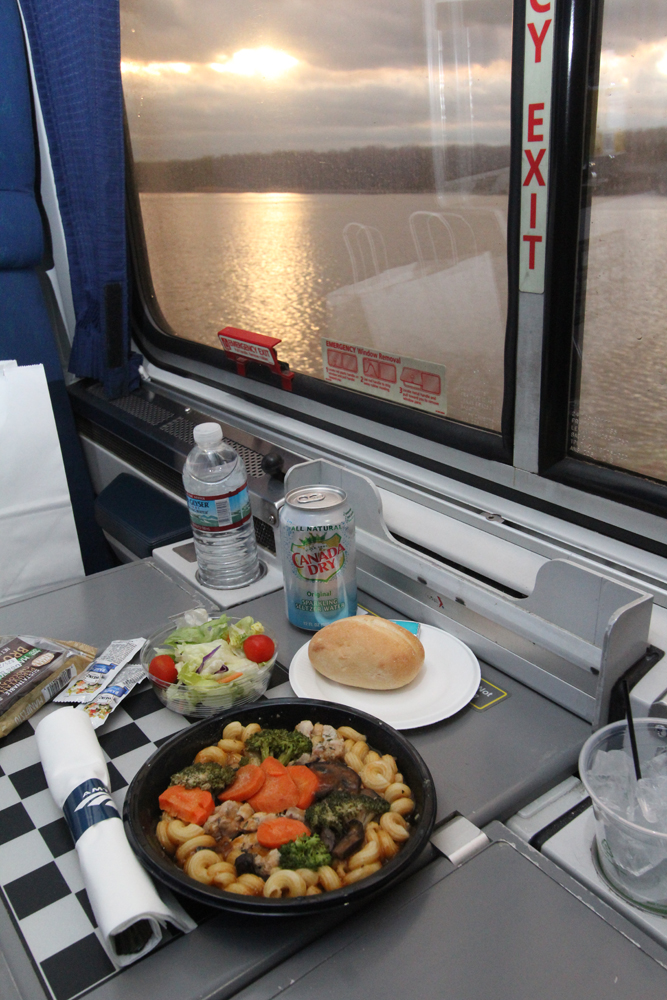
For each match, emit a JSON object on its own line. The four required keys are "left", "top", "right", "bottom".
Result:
{"left": 520, "top": 0, "right": 554, "bottom": 293}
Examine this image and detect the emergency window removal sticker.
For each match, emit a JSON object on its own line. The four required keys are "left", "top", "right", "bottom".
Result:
{"left": 321, "top": 338, "right": 447, "bottom": 416}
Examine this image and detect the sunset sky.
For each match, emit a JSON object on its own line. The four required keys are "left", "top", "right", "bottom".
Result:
{"left": 119, "top": 0, "right": 667, "bottom": 162}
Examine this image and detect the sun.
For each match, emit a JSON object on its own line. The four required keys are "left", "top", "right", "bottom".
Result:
{"left": 210, "top": 47, "right": 298, "bottom": 79}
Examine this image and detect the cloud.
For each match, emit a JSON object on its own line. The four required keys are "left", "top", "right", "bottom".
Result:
{"left": 122, "top": 53, "right": 512, "bottom": 159}
{"left": 597, "top": 1, "right": 667, "bottom": 55}
{"left": 121, "top": 0, "right": 511, "bottom": 71}
{"left": 121, "top": 0, "right": 517, "bottom": 159}
{"left": 596, "top": 40, "right": 667, "bottom": 132}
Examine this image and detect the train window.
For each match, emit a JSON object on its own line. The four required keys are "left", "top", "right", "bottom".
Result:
{"left": 120, "top": 0, "right": 513, "bottom": 433}
{"left": 571, "top": 0, "right": 667, "bottom": 484}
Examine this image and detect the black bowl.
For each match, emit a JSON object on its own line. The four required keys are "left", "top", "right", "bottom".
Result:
{"left": 123, "top": 698, "right": 436, "bottom": 915}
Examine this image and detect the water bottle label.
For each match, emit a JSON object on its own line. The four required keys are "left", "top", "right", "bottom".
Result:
{"left": 186, "top": 484, "right": 252, "bottom": 532}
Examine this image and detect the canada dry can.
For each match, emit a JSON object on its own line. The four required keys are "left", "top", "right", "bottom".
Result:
{"left": 280, "top": 487, "right": 356, "bottom": 631}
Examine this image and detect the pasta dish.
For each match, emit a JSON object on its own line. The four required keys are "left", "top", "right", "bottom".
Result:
{"left": 155, "top": 717, "right": 416, "bottom": 898}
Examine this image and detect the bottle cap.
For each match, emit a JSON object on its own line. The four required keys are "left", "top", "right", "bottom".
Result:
{"left": 193, "top": 422, "right": 223, "bottom": 448}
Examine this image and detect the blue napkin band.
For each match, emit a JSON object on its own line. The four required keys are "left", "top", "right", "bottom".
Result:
{"left": 62, "top": 778, "right": 120, "bottom": 843}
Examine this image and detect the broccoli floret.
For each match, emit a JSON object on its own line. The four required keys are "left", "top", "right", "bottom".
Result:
{"left": 245, "top": 728, "right": 312, "bottom": 766}
{"left": 305, "top": 792, "right": 389, "bottom": 837}
{"left": 169, "top": 762, "right": 235, "bottom": 794}
{"left": 279, "top": 834, "right": 332, "bottom": 871}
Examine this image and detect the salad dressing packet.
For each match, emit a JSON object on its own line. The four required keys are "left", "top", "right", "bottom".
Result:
{"left": 81, "top": 663, "right": 146, "bottom": 728}
{"left": 55, "top": 638, "right": 145, "bottom": 704}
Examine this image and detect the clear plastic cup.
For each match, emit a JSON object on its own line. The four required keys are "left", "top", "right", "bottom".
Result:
{"left": 579, "top": 718, "right": 667, "bottom": 913}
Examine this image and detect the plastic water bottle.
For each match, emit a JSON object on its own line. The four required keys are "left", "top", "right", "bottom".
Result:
{"left": 183, "top": 423, "right": 261, "bottom": 588}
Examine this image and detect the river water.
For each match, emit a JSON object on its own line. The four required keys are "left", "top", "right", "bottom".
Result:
{"left": 139, "top": 191, "right": 667, "bottom": 481}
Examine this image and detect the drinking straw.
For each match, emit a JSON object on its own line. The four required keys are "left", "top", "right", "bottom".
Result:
{"left": 622, "top": 677, "right": 642, "bottom": 781}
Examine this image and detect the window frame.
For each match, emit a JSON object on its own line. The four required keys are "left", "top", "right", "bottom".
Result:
{"left": 121, "top": 0, "right": 667, "bottom": 560}
{"left": 536, "top": 0, "right": 667, "bottom": 521}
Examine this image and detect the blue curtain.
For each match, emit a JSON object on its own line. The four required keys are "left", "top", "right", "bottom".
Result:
{"left": 19, "top": 0, "right": 141, "bottom": 398}
{"left": 0, "top": 0, "right": 113, "bottom": 572}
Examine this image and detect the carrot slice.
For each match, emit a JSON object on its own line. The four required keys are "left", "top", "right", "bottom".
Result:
{"left": 216, "top": 671, "right": 243, "bottom": 684}
{"left": 219, "top": 763, "right": 266, "bottom": 801}
{"left": 288, "top": 765, "right": 320, "bottom": 810}
{"left": 256, "top": 817, "right": 311, "bottom": 849}
{"left": 159, "top": 785, "right": 215, "bottom": 826}
{"left": 248, "top": 773, "right": 300, "bottom": 813}
{"left": 261, "top": 756, "right": 288, "bottom": 777}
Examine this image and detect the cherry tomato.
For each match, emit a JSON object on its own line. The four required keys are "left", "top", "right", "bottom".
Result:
{"left": 243, "top": 634, "right": 276, "bottom": 663}
{"left": 149, "top": 654, "right": 177, "bottom": 684}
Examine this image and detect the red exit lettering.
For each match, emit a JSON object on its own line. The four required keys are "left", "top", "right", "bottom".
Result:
{"left": 530, "top": 0, "right": 550, "bottom": 11}
{"left": 528, "top": 103, "right": 544, "bottom": 142}
{"left": 523, "top": 234, "right": 543, "bottom": 269}
{"left": 524, "top": 148, "right": 546, "bottom": 186}
{"left": 527, "top": 19, "right": 552, "bottom": 63}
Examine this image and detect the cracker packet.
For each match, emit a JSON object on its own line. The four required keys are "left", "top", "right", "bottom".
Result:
{"left": 0, "top": 637, "right": 96, "bottom": 739}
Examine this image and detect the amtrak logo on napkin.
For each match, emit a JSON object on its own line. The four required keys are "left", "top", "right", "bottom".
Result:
{"left": 63, "top": 779, "right": 120, "bottom": 842}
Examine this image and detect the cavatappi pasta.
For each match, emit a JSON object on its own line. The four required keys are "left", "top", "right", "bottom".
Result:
{"left": 156, "top": 718, "right": 417, "bottom": 898}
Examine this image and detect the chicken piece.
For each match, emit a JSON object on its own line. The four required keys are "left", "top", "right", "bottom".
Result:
{"left": 204, "top": 800, "right": 255, "bottom": 841}
{"left": 310, "top": 724, "right": 345, "bottom": 762}
{"left": 231, "top": 834, "right": 281, "bottom": 879}
{"left": 231, "top": 832, "right": 260, "bottom": 853}
{"left": 283, "top": 806, "right": 307, "bottom": 823}
{"left": 293, "top": 721, "right": 316, "bottom": 763}
{"left": 253, "top": 848, "right": 281, "bottom": 878}
{"left": 240, "top": 811, "right": 275, "bottom": 832}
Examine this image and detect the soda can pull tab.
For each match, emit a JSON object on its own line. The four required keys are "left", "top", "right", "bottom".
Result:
{"left": 296, "top": 492, "right": 327, "bottom": 504}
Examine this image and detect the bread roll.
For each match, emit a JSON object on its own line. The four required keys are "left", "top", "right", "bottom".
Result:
{"left": 309, "top": 616, "right": 424, "bottom": 690}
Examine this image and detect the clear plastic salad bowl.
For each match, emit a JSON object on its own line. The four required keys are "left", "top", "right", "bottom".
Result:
{"left": 140, "top": 612, "right": 278, "bottom": 717}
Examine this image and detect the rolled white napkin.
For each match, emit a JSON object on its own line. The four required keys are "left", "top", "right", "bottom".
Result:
{"left": 35, "top": 708, "right": 196, "bottom": 967}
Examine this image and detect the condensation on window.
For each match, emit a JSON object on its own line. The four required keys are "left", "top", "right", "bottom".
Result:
{"left": 121, "top": 0, "right": 512, "bottom": 431}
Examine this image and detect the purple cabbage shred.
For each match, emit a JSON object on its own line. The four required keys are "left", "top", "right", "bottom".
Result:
{"left": 197, "top": 645, "right": 221, "bottom": 673}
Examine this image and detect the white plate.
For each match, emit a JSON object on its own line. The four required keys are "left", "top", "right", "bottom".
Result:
{"left": 288, "top": 623, "right": 481, "bottom": 730}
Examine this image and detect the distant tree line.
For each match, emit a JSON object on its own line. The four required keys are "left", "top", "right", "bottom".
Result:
{"left": 134, "top": 127, "right": 667, "bottom": 196}
{"left": 134, "top": 144, "right": 511, "bottom": 193}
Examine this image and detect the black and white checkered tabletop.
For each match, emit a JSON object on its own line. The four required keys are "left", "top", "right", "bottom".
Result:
{"left": 0, "top": 684, "right": 208, "bottom": 1000}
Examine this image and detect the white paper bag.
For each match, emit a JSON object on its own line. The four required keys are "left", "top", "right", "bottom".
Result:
{"left": 0, "top": 362, "right": 84, "bottom": 599}
{"left": 364, "top": 254, "right": 504, "bottom": 359}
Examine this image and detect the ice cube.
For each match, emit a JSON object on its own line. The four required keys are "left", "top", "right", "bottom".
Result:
{"left": 636, "top": 776, "right": 667, "bottom": 831}
{"left": 587, "top": 749, "right": 636, "bottom": 813}
{"left": 590, "top": 749, "right": 634, "bottom": 780}
{"left": 644, "top": 748, "right": 667, "bottom": 781}
{"left": 606, "top": 824, "right": 666, "bottom": 877}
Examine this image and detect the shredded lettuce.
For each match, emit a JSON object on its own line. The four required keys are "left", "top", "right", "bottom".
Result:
{"left": 174, "top": 639, "right": 249, "bottom": 675}
{"left": 164, "top": 613, "right": 231, "bottom": 646}
{"left": 228, "top": 616, "right": 264, "bottom": 648}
